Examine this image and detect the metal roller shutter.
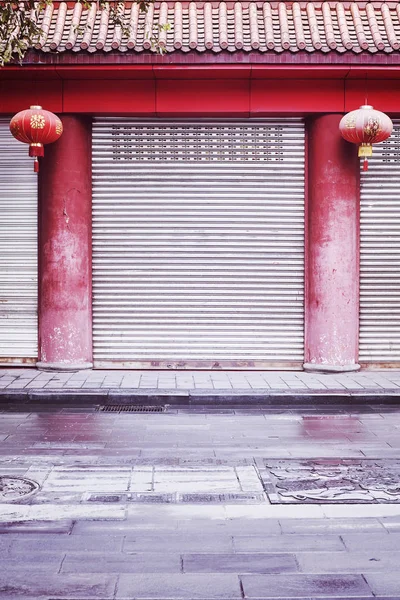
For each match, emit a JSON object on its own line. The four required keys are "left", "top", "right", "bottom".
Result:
{"left": 0, "top": 119, "right": 38, "bottom": 363}
{"left": 92, "top": 119, "right": 305, "bottom": 369}
{"left": 360, "top": 120, "right": 400, "bottom": 365}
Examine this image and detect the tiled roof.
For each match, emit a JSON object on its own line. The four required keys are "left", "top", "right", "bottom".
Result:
{"left": 33, "top": 2, "right": 400, "bottom": 54}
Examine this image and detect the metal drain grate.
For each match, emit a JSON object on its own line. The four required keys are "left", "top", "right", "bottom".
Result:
{"left": 97, "top": 405, "right": 166, "bottom": 413}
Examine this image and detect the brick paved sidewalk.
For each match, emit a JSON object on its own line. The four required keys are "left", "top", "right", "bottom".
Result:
{"left": 1, "top": 367, "right": 400, "bottom": 393}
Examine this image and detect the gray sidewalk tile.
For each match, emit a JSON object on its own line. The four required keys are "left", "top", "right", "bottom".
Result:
{"left": 213, "top": 381, "right": 233, "bottom": 390}
{"left": 341, "top": 532, "right": 400, "bottom": 552}
{"left": 48, "top": 383, "right": 77, "bottom": 390}
{"left": 331, "top": 379, "right": 364, "bottom": 390}
{"left": 279, "top": 518, "right": 386, "bottom": 534}
{"left": 63, "top": 381, "right": 85, "bottom": 388}
{"left": 232, "top": 534, "right": 345, "bottom": 552}
{"left": 25, "top": 381, "right": 51, "bottom": 388}
{"left": 176, "top": 519, "right": 282, "bottom": 535}
{"left": 182, "top": 552, "right": 298, "bottom": 573}
{"left": 364, "top": 572, "right": 400, "bottom": 596}
{"left": 62, "top": 551, "right": 181, "bottom": 573}
{"left": 27, "top": 373, "right": 53, "bottom": 381}
{"left": 296, "top": 550, "right": 400, "bottom": 573}
{"left": 380, "top": 517, "right": 400, "bottom": 531}
{"left": 5, "top": 382, "right": 30, "bottom": 389}
{"left": 240, "top": 574, "right": 373, "bottom": 598}
{"left": 0, "top": 553, "right": 64, "bottom": 572}
{"left": 10, "top": 534, "right": 125, "bottom": 554}
{"left": 72, "top": 521, "right": 178, "bottom": 535}
{"left": 124, "top": 533, "right": 234, "bottom": 553}
{"left": 0, "top": 520, "right": 74, "bottom": 534}
{"left": 2, "top": 574, "right": 118, "bottom": 598}
{"left": 227, "top": 383, "right": 253, "bottom": 391}
{"left": 116, "top": 573, "right": 242, "bottom": 598}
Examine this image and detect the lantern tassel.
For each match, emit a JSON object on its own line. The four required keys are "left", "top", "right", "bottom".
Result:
{"left": 363, "top": 158, "right": 369, "bottom": 171}
{"left": 34, "top": 159, "right": 39, "bottom": 173}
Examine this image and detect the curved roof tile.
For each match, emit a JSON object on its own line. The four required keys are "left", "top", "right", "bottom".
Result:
{"left": 32, "top": 1, "right": 400, "bottom": 54}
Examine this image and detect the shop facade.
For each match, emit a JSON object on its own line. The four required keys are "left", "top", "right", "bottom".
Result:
{"left": 1, "top": 1, "right": 400, "bottom": 372}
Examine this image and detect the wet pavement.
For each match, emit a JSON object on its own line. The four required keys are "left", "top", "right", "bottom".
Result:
{"left": 1, "top": 372, "right": 400, "bottom": 599}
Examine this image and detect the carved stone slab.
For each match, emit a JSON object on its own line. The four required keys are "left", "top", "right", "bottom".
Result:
{"left": 257, "top": 459, "right": 400, "bottom": 504}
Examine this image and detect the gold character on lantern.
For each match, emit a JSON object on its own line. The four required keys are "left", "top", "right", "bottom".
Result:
{"left": 345, "top": 115, "right": 356, "bottom": 129}
{"left": 30, "top": 114, "right": 46, "bottom": 129}
{"left": 364, "top": 118, "right": 381, "bottom": 138}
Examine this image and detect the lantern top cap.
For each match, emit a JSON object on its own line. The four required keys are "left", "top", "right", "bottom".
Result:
{"left": 29, "top": 105, "right": 42, "bottom": 110}
{"left": 360, "top": 105, "right": 374, "bottom": 110}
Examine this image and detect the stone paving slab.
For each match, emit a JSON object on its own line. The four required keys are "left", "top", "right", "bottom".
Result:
{"left": 0, "top": 504, "right": 126, "bottom": 522}
{"left": 240, "top": 574, "right": 373, "bottom": 598}
{"left": 61, "top": 551, "right": 182, "bottom": 573}
{"left": 10, "top": 534, "right": 125, "bottom": 554}
{"left": 123, "top": 533, "right": 235, "bottom": 553}
{"left": 0, "top": 520, "right": 74, "bottom": 534}
{"left": 116, "top": 573, "right": 242, "bottom": 599}
{"left": 0, "top": 573, "right": 118, "bottom": 598}
{"left": 232, "top": 534, "right": 345, "bottom": 552}
{"left": 182, "top": 552, "right": 299, "bottom": 573}
{"left": 296, "top": 550, "right": 400, "bottom": 573}
{"left": 364, "top": 572, "right": 400, "bottom": 596}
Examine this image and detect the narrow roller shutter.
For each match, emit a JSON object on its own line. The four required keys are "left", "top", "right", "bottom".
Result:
{"left": 92, "top": 119, "right": 305, "bottom": 368}
{"left": 360, "top": 120, "right": 400, "bottom": 364}
{"left": 0, "top": 119, "right": 38, "bottom": 363}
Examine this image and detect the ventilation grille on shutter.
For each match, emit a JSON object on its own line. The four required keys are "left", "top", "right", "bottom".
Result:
{"left": 92, "top": 119, "right": 305, "bottom": 369}
{"left": 0, "top": 120, "right": 38, "bottom": 362}
{"left": 108, "top": 124, "right": 290, "bottom": 162}
{"left": 360, "top": 120, "right": 400, "bottom": 364}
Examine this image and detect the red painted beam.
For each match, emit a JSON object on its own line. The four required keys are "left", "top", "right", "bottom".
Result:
{"left": 63, "top": 80, "right": 156, "bottom": 114}
{"left": 251, "top": 80, "right": 345, "bottom": 115}
{"left": 2, "top": 67, "right": 400, "bottom": 115}
{"left": 0, "top": 79, "right": 63, "bottom": 113}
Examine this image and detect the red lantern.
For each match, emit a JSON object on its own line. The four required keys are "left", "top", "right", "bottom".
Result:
{"left": 10, "top": 106, "right": 63, "bottom": 172}
{"left": 339, "top": 105, "right": 393, "bottom": 172}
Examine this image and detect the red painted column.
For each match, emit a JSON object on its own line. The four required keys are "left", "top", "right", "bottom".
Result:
{"left": 304, "top": 114, "right": 360, "bottom": 372}
{"left": 37, "top": 115, "right": 92, "bottom": 371}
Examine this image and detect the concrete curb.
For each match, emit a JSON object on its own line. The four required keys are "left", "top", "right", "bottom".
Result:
{"left": 0, "top": 388, "right": 400, "bottom": 406}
